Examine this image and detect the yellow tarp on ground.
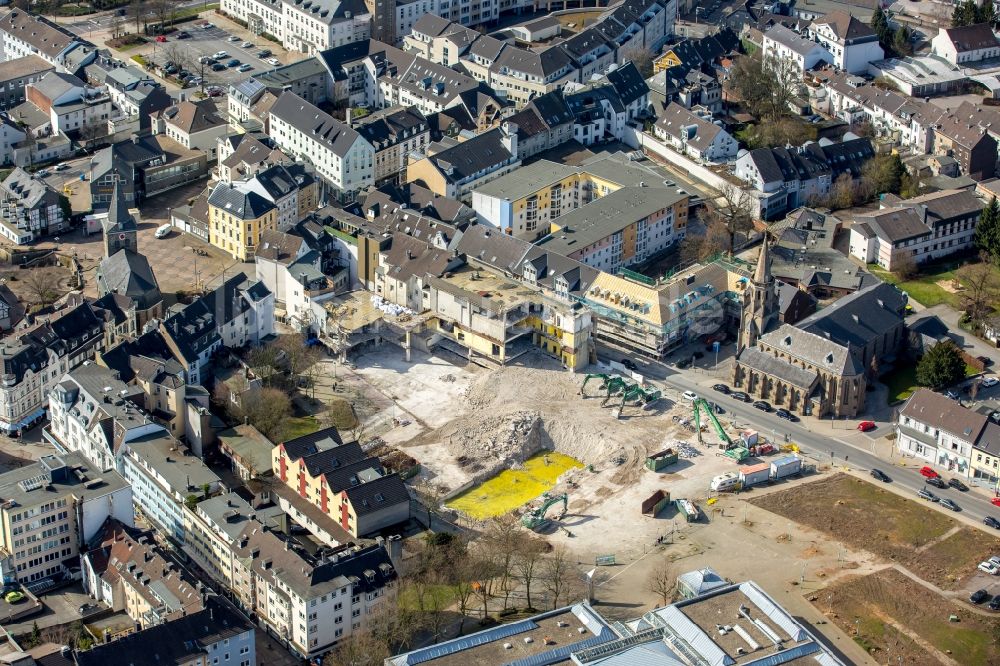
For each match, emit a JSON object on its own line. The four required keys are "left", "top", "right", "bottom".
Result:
{"left": 446, "top": 452, "right": 583, "bottom": 520}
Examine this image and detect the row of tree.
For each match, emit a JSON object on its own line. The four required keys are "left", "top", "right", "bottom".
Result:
{"left": 953, "top": 0, "right": 997, "bottom": 28}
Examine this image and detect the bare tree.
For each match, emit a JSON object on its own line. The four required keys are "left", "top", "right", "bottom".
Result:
{"left": 469, "top": 552, "right": 500, "bottom": 620}
{"left": 214, "top": 384, "right": 292, "bottom": 440}
{"left": 129, "top": 0, "right": 148, "bottom": 35}
{"left": 971, "top": 377, "right": 983, "bottom": 401}
{"left": 149, "top": 0, "right": 173, "bottom": 30}
{"left": 246, "top": 344, "right": 282, "bottom": 386}
{"left": 22, "top": 269, "right": 58, "bottom": 309}
{"left": 450, "top": 553, "right": 478, "bottom": 635}
{"left": 482, "top": 514, "right": 521, "bottom": 611}
{"left": 541, "top": 546, "right": 581, "bottom": 610}
{"left": 620, "top": 45, "right": 656, "bottom": 78}
{"left": 647, "top": 556, "right": 677, "bottom": 606}
{"left": 725, "top": 51, "right": 800, "bottom": 120}
{"left": 707, "top": 183, "right": 755, "bottom": 255}
{"left": 514, "top": 535, "right": 548, "bottom": 611}
{"left": 958, "top": 260, "right": 1000, "bottom": 331}
{"left": 892, "top": 252, "right": 918, "bottom": 280}
{"left": 108, "top": 12, "right": 126, "bottom": 40}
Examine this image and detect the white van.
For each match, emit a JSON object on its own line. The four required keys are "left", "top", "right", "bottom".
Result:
{"left": 710, "top": 472, "right": 740, "bottom": 492}
{"left": 154, "top": 224, "right": 172, "bottom": 239}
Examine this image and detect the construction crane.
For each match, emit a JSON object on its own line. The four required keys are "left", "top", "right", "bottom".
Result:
{"left": 579, "top": 373, "right": 610, "bottom": 397}
{"left": 693, "top": 398, "right": 732, "bottom": 447}
{"left": 521, "top": 493, "right": 568, "bottom": 530}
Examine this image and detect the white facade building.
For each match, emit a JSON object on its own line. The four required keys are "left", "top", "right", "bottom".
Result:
{"left": 762, "top": 24, "right": 831, "bottom": 77}
{"left": 807, "top": 11, "right": 883, "bottom": 74}
{"left": 220, "top": 0, "right": 371, "bottom": 55}
{"left": 931, "top": 23, "right": 1000, "bottom": 65}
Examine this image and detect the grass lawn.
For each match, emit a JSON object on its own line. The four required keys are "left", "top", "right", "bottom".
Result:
{"left": 399, "top": 583, "right": 456, "bottom": 612}
{"left": 869, "top": 264, "right": 958, "bottom": 308}
{"left": 882, "top": 363, "right": 979, "bottom": 404}
{"left": 281, "top": 415, "right": 321, "bottom": 440}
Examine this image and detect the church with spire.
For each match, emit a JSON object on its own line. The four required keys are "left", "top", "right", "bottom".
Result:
{"left": 94, "top": 181, "right": 163, "bottom": 330}
{"left": 731, "top": 238, "right": 908, "bottom": 418}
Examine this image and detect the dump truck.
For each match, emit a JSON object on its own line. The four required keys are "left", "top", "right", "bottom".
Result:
{"left": 739, "top": 462, "right": 771, "bottom": 488}
{"left": 769, "top": 454, "right": 802, "bottom": 480}
{"left": 675, "top": 498, "right": 700, "bottom": 522}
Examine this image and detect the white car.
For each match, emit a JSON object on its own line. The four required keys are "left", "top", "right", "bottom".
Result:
{"left": 983, "top": 376, "right": 999, "bottom": 388}
{"left": 212, "top": 51, "right": 229, "bottom": 60}
{"left": 241, "top": 41, "right": 253, "bottom": 48}
{"left": 154, "top": 224, "right": 172, "bottom": 239}
{"left": 682, "top": 390, "right": 699, "bottom": 402}
{"left": 978, "top": 561, "right": 999, "bottom": 575}
{"left": 266, "top": 57, "right": 281, "bottom": 66}
{"left": 227, "top": 35, "right": 240, "bottom": 42}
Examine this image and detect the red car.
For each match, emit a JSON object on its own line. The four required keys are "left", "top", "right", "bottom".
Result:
{"left": 992, "top": 498, "right": 1000, "bottom": 507}
{"left": 919, "top": 466, "right": 941, "bottom": 479}
{"left": 155, "top": 35, "right": 167, "bottom": 42}
{"left": 857, "top": 421, "right": 876, "bottom": 432}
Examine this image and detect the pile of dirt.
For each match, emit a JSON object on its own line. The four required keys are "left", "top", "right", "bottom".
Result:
{"left": 446, "top": 410, "right": 543, "bottom": 477}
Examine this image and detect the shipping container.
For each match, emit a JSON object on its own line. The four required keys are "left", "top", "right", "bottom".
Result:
{"left": 739, "top": 462, "right": 771, "bottom": 488}
{"left": 769, "top": 455, "right": 801, "bottom": 480}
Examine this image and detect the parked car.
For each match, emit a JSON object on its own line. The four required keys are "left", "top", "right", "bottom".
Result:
{"left": 226, "top": 59, "right": 241, "bottom": 67}
{"left": 241, "top": 41, "right": 253, "bottom": 48}
{"left": 985, "top": 516, "right": 1000, "bottom": 529}
{"left": 870, "top": 468, "right": 891, "bottom": 483}
{"left": 682, "top": 390, "right": 699, "bottom": 402}
{"left": 206, "top": 86, "right": 224, "bottom": 96}
{"left": 775, "top": 408, "right": 797, "bottom": 421}
{"left": 227, "top": 35, "right": 241, "bottom": 42}
{"left": 971, "top": 589, "right": 990, "bottom": 604}
{"left": 266, "top": 57, "right": 281, "bottom": 66}
{"left": 752, "top": 400, "right": 771, "bottom": 412}
{"left": 939, "top": 498, "right": 960, "bottom": 511}
{"left": 620, "top": 358, "right": 637, "bottom": 371}
{"left": 712, "top": 384, "right": 730, "bottom": 394}
{"left": 258, "top": 49, "right": 272, "bottom": 58}
{"left": 189, "top": 76, "right": 203, "bottom": 85}
{"left": 988, "top": 597, "right": 1000, "bottom": 611}
{"left": 200, "top": 22, "right": 214, "bottom": 29}
{"left": 917, "top": 488, "right": 938, "bottom": 501}
{"left": 211, "top": 63, "right": 226, "bottom": 71}
{"left": 237, "top": 64, "right": 253, "bottom": 72}
{"left": 857, "top": 421, "right": 876, "bottom": 432}
{"left": 35, "top": 169, "right": 50, "bottom": 178}
{"left": 155, "top": 35, "right": 167, "bottom": 42}
{"left": 984, "top": 376, "right": 999, "bottom": 388}
{"left": 212, "top": 51, "right": 229, "bottom": 59}
{"left": 948, "top": 478, "right": 969, "bottom": 491}
{"left": 54, "top": 164, "right": 69, "bottom": 171}
{"left": 980, "top": 356, "right": 994, "bottom": 367}
{"left": 731, "top": 391, "right": 750, "bottom": 402}
{"left": 993, "top": 497, "right": 1000, "bottom": 507}
{"left": 926, "top": 476, "right": 946, "bottom": 489}
{"left": 919, "top": 466, "right": 940, "bottom": 479}
{"left": 176, "top": 31, "right": 190, "bottom": 39}
{"left": 676, "top": 358, "right": 691, "bottom": 369}
{"left": 198, "top": 56, "right": 215, "bottom": 64}
{"left": 945, "top": 389, "right": 960, "bottom": 400}
{"left": 164, "top": 65, "right": 178, "bottom": 74}
{"left": 155, "top": 224, "right": 172, "bottom": 239}
{"left": 979, "top": 561, "right": 1000, "bottom": 575}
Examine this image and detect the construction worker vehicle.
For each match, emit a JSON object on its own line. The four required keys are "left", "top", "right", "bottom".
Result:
{"left": 522, "top": 493, "right": 568, "bottom": 530}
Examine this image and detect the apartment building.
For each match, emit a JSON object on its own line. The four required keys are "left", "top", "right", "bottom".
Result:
{"left": 256, "top": 229, "right": 343, "bottom": 332}
{"left": 807, "top": 11, "right": 883, "bottom": 74}
{"left": 81, "top": 519, "right": 204, "bottom": 629}
{"left": 0, "top": 453, "right": 133, "bottom": 585}
{"left": 405, "top": 124, "right": 520, "bottom": 199}
{"left": 0, "top": 167, "right": 66, "bottom": 243}
{"left": 102, "top": 64, "right": 170, "bottom": 133}
{"left": 272, "top": 428, "right": 410, "bottom": 537}
{"left": 931, "top": 23, "right": 1000, "bottom": 65}
{"left": 930, "top": 102, "right": 1000, "bottom": 181}
{"left": 150, "top": 100, "right": 228, "bottom": 162}
{"left": 0, "top": 9, "right": 97, "bottom": 72}
{"left": 73, "top": 597, "right": 255, "bottom": 666}
{"left": 0, "top": 55, "right": 52, "bottom": 110}
{"left": 897, "top": 388, "right": 988, "bottom": 476}
{"left": 120, "top": 432, "right": 223, "bottom": 545}
{"left": 221, "top": 0, "right": 371, "bottom": 55}
{"left": 849, "top": 189, "right": 984, "bottom": 271}
{"left": 208, "top": 181, "right": 278, "bottom": 261}
{"left": 47, "top": 362, "right": 164, "bottom": 473}
{"left": 761, "top": 24, "right": 830, "bottom": 77}
{"left": 653, "top": 102, "right": 739, "bottom": 162}
{"left": 269, "top": 91, "right": 374, "bottom": 202}
{"left": 25, "top": 70, "right": 110, "bottom": 136}
{"left": 354, "top": 106, "right": 430, "bottom": 185}
{"left": 0, "top": 300, "right": 105, "bottom": 435}
{"left": 241, "top": 163, "right": 318, "bottom": 231}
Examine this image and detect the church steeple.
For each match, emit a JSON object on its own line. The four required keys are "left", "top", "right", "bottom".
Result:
{"left": 738, "top": 238, "right": 777, "bottom": 351}
{"left": 102, "top": 181, "right": 138, "bottom": 258}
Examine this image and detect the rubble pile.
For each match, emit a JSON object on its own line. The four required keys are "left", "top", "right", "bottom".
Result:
{"left": 446, "top": 410, "right": 542, "bottom": 478}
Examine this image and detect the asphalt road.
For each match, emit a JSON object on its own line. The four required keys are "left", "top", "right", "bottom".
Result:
{"left": 631, "top": 358, "right": 1000, "bottom": 529}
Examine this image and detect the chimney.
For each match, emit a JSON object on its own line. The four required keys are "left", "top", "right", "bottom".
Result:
{"left": 500, "top": 121, "right": 518, "bottom": 159}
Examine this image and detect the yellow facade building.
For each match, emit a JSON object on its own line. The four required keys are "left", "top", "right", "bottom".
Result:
{"left": 207, "top": 183, "right": 278, "bottom": 260}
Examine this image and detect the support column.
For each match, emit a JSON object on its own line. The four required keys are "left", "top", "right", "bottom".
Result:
{"left": 404, "top": 330, "right": 412, "bottom": 362}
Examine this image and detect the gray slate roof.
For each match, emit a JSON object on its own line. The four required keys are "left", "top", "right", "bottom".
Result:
{"left": 736, "top": 346, "right": 819, "bottom": 389}
{"left": 208, "top": 182, "right": 276, "bottom": 220}
{"left": 269, "top": 90, "right": 364, "bottom": 157}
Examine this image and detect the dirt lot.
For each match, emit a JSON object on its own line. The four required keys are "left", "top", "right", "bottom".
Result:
{"left": 751, "top": 474, "right": 1000, "bottom": 589}
{"left": 819, "top": 568, "right": 1000, "bottom": 665}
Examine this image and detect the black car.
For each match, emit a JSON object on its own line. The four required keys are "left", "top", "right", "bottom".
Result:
{"left": 693, "top": 351, "right": 704, "bottom": 359}
{"left": 211, "top": 63, "right": 227, "bottom": 71}
{"left": 971, "top": 589, "right": 990, "bottom": 604}
{"left": 752, "top": 400, "right": 772, "bottom": 412}
{"left": 712, "top": 384, "right": 730, "bottom": 394}
{"left": 258, "top": 49, "right": 272, "bottom": 58}
{"left": 917, "top": 488, "right": 938, "bottom": 502}
{"left": 676, "top": 358, "right": 692, "bottom": 369}
{"left": 988, "top": 597, "right": 1000, "bottom": 611}
{"left": 176, "top": 31, "right": 190, "bottom": 38}
{"left": 939, "top": 498, "right": 960, "bottom": 511}
{"left": 870, "top": 468, "right": 891, "bottom": 482}
{"left": 926, "top": 476, "right": 947, "bottom": 489}
{"left": 731, "top": 391, "right": 751, "bottom": 402}
{"left": 620, "top": 358, "right": 638, "bottom": 371}
{"left": 948, "top": 478, "right": 969, "bottom": 491}
{"left": 979, "top": 355, "right": 994, "bottom": 367}
{"left": 775, "top": 408, "right": 797, "bottom": 421}
{"left": 986, "top": 516, "right": 1000, "bottom": 529}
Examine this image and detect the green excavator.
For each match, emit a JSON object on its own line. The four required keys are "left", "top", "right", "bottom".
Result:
{"left": 579, "top": 373, "right": 610, "bottom": 397}
{"left": 601, "top": 377, "right": 632, "bottom": 406}
{"left": 617, "top": 385, "right": 663, "bottom": 416}
{"left": 692, "top": 397, "right": 732, "bottom": 447}
{"left": 521, "top": 493, "right": 568, "bottom": 530}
